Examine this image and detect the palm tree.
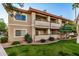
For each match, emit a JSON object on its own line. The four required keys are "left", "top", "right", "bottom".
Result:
{"left": 72, "top": 3, "right": 79, "bottom": 43}
{"left": 72, "top": 3, "right": 79, "bottom": 23}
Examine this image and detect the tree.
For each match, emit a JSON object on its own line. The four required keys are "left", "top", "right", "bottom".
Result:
{"left": 2, "top": 3, "right": 24, "bottom": 17}
{"left": 0, "top": 19, "right": 7, "bottom": 35}
{"left": 2, "top": 3, "right": 24, "bottom": 11}
{"left": 72, "top": 3, "right": 79, "bottom": 43}
{"left": 72, "top": 3, "right": 79, "bottom": 22}
{"left": 59, "top": 24, "right": 76, "bottom": 39}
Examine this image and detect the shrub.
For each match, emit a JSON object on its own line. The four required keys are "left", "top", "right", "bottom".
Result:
{"left": 24, "top": 33, "right": 32, "bottom": 43}
{"left": 48, "top": 37, "right": 54, "bottom": 41}
{"left": 24, "top": 33, "right": 29, "bottom": 41}
{"left": 40, "top": 39, "right": 46, "bottom": 43}
{"left": 0, "top": 36, "right": 8, "bottom": 43}
{"left": 12, "top": 41, "right": 20, "bottom": 45}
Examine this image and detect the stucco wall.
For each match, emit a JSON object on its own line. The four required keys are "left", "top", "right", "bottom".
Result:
{"left": 8, "top": 25, "right": 32, "bottom": 42}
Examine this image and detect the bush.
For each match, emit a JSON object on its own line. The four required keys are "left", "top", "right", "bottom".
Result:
{"left": 0, "top": 36, "right": 8, "bottom": 43}
{"left": 12, "top": 41, "right": 20, "bottom": 45}
{"left": 48, "top": 37, "right": 54, "bottom": 41}
{"left": 40, "top": 39, "right": 46, "bottom": 43}
{"left": 24, "top": 33, "right": 32, "bottom": 43}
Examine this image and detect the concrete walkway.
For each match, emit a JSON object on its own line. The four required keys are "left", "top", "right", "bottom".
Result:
{"left": 0, "top": 44, "right": 7, "bottom": 56}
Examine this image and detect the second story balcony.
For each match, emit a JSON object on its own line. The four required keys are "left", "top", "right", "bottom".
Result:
{"left": 35, "top": 15, "right": 61, "bottom": 29}
{"left": 35, "top": 20, "right": 50, "bottom": 28}
{"left": 35, "top": 20, "right": 61, "bottom": 29}
{"left": 50, "top": 22, "right": 61, "bottom": 29}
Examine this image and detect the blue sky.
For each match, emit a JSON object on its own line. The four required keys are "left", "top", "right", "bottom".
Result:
{"left": 0, "top": 3, "right": 76, "bottom": 24}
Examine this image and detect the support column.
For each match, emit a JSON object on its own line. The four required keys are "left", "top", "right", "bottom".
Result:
{"left": 31, "top": 12, "right": 36, "bottom": 42}
{"left": 58, "top": 19, "right": 62, "bottom": 26}
{"left": 32, "top": 27, "right": 35, "bottom": 42}
{"left": 47, "top": 16, "right": 51, "bottom": 35}
{"left": 48, "top": 29, "right": 50, "bottom": 35}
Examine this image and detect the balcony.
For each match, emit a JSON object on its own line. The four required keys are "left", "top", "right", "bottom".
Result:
{"left": 51, "top": 23, "right": 61, "bottom": 29}
{"left": 35, "top": 35, "right": 50, "bottom": 41}
{"left": 35, "top": 34, "right": 60, "bottom": 42}
{"left": 35, "top": 20, "right": 61, "bottom": 29}
{"left": 35, "top": 20, "right": 50, "bottom": 28}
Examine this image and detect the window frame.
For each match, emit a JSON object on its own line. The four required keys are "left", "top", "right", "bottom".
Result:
{"left": 14, "top": 11, "right": 27, "bottom": 22}
{"left": 14, "top": 29, "right": 27, "bottom": 38}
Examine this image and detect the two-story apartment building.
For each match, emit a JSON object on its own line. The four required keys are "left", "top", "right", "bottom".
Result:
{"left": 4, "top": 7, "right": 73, "bottom": 42}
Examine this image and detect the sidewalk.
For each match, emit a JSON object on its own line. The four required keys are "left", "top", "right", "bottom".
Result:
{"left": 0, "top": 44, "right": 7, "bottom": 56}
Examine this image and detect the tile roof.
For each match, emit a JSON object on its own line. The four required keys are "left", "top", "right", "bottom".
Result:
{"left": 14, "top": 7, "right": 72, "bottom": 21}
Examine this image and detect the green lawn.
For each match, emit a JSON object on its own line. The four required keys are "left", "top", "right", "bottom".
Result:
{"left": 4, "top": 39, "right": 79, "bottom": 56}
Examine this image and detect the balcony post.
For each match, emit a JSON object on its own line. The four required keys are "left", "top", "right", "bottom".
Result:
{"left": 47, "top": 16, "right": 51, "bottom": 35}
{"left": 31, "top": 12, "right": 36, "bottom": 42}
{"left": 58, "top": 19, "right": 62, "bottom": 26}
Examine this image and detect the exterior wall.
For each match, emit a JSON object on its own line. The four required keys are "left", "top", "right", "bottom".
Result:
{"left": 8, "top": 10, "right": 71, "bottom": 42}
{"left": 8, "top": 25, "right": 32, "bottom": 42}
{"left": 9, "top": 11, "right": 32, "bottom": 25}
{"left": 8, "top": 11, "right": 32, "bottom": 42}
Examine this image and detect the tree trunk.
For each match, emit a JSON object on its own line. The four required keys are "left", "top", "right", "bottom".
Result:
{"left": 74, "top": 8, "right": 79, "bottom": 43}
{"left": 77, "top": 35, "right": 79, "bottom": 43}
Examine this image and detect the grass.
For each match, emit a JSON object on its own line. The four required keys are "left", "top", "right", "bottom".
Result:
{"left": 4, "top": 39, "right": 79, "bottom": 56}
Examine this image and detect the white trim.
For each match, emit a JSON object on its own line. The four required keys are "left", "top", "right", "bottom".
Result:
{"left": 14, "top": 28, "right": 27, "bottom": 38}
{"left": 8, "top": 24, "right": 32, "bottom": 27}
{"left": 14, "top": 11, "right": 27, "bottom": 22}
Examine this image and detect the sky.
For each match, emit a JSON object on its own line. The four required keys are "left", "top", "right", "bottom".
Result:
{"left": 0, "top": 3, "right": 76, "bottom": 24}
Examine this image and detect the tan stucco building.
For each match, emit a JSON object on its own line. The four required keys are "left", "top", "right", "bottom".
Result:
{"left": 4, "top": 7, "right": 73, "bottom": 42}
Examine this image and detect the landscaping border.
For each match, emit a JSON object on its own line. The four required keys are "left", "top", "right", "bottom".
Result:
{"left": 3, "top": 40, "right": 60, "bottom": 48}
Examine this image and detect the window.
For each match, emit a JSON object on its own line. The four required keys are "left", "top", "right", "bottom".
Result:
{"left": 15, "top": 12, "right": 26, "bottom": 21}
{"left": 15, "top": 30, "right": 26, "bottom": 36}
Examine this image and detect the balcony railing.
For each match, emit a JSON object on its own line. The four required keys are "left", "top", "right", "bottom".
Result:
{"left": 35, "top": 35, "right": 50, "bottom": 41}
{"left": 35, "top": 34, "right": 60, "bottom": 41}
{"left": 35, "top": 20, "right": 50, "bottom": 28}
{"left": 51, "top": 23, "right": 61, "bottom": 29}
{"left": 35, "top": 20, "right": 61, "bottom": 29}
